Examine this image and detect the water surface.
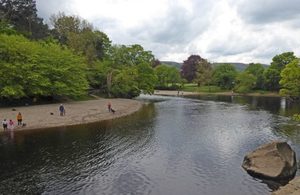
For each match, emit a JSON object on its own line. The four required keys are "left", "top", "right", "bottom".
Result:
{"left": 1, "top": 95, "right": 300, "bottom": 194}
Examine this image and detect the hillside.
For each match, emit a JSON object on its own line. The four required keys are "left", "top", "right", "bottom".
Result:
{"left": 161, "top": 61, "right": 269, "bottom": 71}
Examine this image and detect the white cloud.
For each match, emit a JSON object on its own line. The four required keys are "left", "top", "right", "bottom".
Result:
{"left": 36, "top": 0, "right": 300, "bottom": 64}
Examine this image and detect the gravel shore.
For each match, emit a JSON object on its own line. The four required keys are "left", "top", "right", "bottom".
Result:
{"left": 0, "top": 99, "right": 142, "bottom": 132}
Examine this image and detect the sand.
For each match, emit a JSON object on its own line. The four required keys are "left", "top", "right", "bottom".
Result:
{"left": 0, "top": 99, "right": 142, "bottom": 132}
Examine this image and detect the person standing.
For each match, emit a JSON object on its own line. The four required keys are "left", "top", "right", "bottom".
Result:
{"left": 107, "top": 102, "right": 111, "bottom": 112}
{"left": 8, "top": 119, "right": 14, "bottom": 130}
{"left": 17, "top": 112, "right": 22, "bottom": 126}
{"left": 59, "top": 104, "right": 65, "bottom": 116}
{"left": 2, "top": 119, "right": 8, "bottom": 131}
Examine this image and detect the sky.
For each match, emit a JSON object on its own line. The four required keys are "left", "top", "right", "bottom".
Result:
{"left": 36, "top": 0, "right": 300, "bottom": 64}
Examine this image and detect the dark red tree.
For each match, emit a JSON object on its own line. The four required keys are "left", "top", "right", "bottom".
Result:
{"left": 181, "top": 55, "right": 203, "bottom": 82}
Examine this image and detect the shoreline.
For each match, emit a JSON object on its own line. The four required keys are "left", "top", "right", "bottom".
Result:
{"left": 154, "top": 90, "right": 281, "bottom": 98}
{"left": 0, "top": 99, "right": 142, "bottom": 132}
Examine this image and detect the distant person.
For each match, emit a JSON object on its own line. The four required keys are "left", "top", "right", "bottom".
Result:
{"left": 59, "top": 104, "right": 65, "bottom": 116}
{"left": 17, "top": 112, "right": 22, "bottom": 126}
{"left": 2, "top": 119, "right": 8, "bottom": 131}
{"left": 107, "top": 102, "right": 111, "bottom": 112}
{"left": 8, "top": 119, "right": 14, "bottom": 130}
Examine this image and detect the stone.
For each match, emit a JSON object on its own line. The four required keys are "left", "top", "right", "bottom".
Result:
{"left": 242, "top": 141, "right": 297, "bottom": 180}
{"left": 272, "top": 177, "right": 300, "bottom": 195}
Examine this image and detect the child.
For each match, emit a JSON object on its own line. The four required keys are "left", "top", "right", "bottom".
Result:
{"left": 8, "top": 119, "right": 14, "bottom": 130}
{"left": 59, "top": 104, "right": 65, "bottom": 116}
{"left": 2, "top": 119, "right": 8, "bottom": 131}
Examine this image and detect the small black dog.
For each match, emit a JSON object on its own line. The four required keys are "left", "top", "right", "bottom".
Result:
{"left": 111, "top": 108, "right": 116, "bottom": 114}
{"left": 22, "top": 123, "right": 26, "bottom": 127}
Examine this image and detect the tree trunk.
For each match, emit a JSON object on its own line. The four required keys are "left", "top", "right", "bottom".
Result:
{"left": 106, "top": 71, "right": 113, "bottom": 97}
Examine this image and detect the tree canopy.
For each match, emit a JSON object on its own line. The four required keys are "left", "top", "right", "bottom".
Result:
{"left": 280, "top": 59, "right": 300, "bottom": 99}
{"left": 0, "top": 0, "right": 49, "bottom": 39}
{"left": 212, "top": 64, "right": 237, "bottom": 89}
{"left": 0, "top": 34, "right": 88, "bottom": 99}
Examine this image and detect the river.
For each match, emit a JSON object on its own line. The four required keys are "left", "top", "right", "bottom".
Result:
{"left": 0, "top": 95, "right": 300, "bottom": 194}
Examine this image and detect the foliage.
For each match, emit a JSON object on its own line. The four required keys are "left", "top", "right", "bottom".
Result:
{"left": 234, "top": 72, "right": 256, "bottom": 94}
{"left": 292, "top": 114, "right": 300, "bottom": 122}
{"left": 50, "top": 13, "right": 111, "bottom": 64}
{"left": 212, "top": 63, "right": 237, "bottom": 89}
{"left": 194, "top": 58, "right": 213, "bottom": 87}
{"left": 0, "top": 34, "right": 88, "bottom": 99}
{"left": 0, "top": 20, "right": 17, "bottom": 35}
{"left": 264, "top": 52, "right": 297, "bottom": 91}
{"left": 245, "top": 63, "right": 265, "bottom": 89}
{"left": 111, "top": 67, "right": 140, "bottom": 98}
{"left": 155, "top": 64, "right": 181, "bottom": 88}
{"left": 181, "top": 55, "right": 204, "bottom": 82}
{"left": 0, "top": 0, "right": 49, "bottom": 39}
{"left": 279, "top": 59, "right": 300, "bottom": 98}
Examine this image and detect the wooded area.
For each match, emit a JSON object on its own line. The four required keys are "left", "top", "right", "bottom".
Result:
{"left": 0, "top": 0, "right": 299, "bottom": 101}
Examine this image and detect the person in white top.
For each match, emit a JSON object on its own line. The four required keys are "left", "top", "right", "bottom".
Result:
{"left": 2, "top": 119, "right": 8, "bottom": 131}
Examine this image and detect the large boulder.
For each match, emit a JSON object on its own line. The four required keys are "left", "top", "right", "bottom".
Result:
{"left": 242, "top": 141, "right": 297, "bottom": 180}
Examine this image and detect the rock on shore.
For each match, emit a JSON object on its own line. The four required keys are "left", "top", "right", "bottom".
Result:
{"left": 242, "top": 141, "right": 297, "bottom": 180}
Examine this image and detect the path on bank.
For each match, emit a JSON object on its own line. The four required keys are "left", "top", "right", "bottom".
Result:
{"left": 154, "top": 90, "right": 280, "bottom": 97}
{"left": 0, "top": 99, "right": 142, "bottom": 131}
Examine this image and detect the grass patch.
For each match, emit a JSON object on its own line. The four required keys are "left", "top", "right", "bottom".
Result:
{"left": 183, "top": 84, "right": 226, "bottom": 93}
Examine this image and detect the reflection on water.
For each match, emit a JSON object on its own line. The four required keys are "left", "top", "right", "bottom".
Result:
{"left": 0, "top": 95, "right": 300, "bottom": 195}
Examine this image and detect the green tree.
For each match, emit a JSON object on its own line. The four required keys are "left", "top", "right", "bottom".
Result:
{"left": 111, "top": 67, "right": 139, "bottom": 98}
{"left": 50, "top": 13, "right": 111, "bottom": 64}
{"left": 245, "top": 63, "right": 265, "bottom": 89}
{"left": 194, "top": 59, "right": 213, "bottom": 87}
{"left": 234, "top": 72, "right": 256, "bottom": 93}
{"left": 264, "top": 52, "right": 297, "bottom": 91}
{"left": 99, "top": 44, "right": 156, "bottom": 98}
{"left": 155, "top": 64, "right": 181, "bottom": 88}
{"left": 0, "top": 34, "right": 88, "bottom": 99}
{"left": 0, "top": 0, "right": 49, "bottom": 39}
{"left": 279, "top": 59, "right": 300, "bottom": 99}
{"left": 212, "top": 64, "right": 237, "bottom": 89}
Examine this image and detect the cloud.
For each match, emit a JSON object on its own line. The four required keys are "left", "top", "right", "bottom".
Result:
{"left": 236, "top": 0, "right": 300, "bottom": 24}
{"left": 35, "top": 0, "right": 300, "bottom": 64}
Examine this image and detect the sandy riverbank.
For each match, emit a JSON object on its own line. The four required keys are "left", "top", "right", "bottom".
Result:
{"left": 154, "top": 90, "right": 280, "bottom": 97}
{"left": 0, "top": 99, "right": 142, "bottom": 132}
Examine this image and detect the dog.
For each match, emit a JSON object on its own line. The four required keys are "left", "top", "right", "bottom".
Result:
{"left": 22, "top": 123, "right": 26, "bottom": 127}
{"left": 111, "top": 108, "right": 116, "bottom": 114}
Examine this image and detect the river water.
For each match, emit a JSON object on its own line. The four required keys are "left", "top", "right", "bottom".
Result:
{"left": 0, "top": 95, "right": 300, "bottom": 195}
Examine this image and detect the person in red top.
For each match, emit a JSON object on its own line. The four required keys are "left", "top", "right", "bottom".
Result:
{"left": 107, "top": 102, "right": 111, "bottom": 112}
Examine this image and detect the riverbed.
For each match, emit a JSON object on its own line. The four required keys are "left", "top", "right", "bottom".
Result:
{"left": 0, "top": 95, "right": 299, "bottom": 194}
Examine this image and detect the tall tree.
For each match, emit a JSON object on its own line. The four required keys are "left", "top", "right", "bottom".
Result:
{"left": 279, "top": 59, "right": 300, "bottom": 99}
{"left": 234, "top": 72, "right": 256, "bottom": 93}
{"left": 264, "top": 52, "right": 297, "bottom": 91}
{"left": 0, "top": 0, "right": 49, "bottom": 39}
{"left": 50, "top": 13, "right": 111, "bottom": 63}
{"left": 155, "top": 64, "right": 181, "bottom": 88}
{"left": 194, "top": 58, "right": 213, "bottom": 86}
{"left": 212, "top": 64, "right": 237, "bottom": 89}
{"left": 181, "top": 55, "right": 202, "bottom": 82}
{"left": 0, "top": 34, "right": 88, "bottom": 99}
{"left": 245, "top": 63, "right": 265, "bottom": 89}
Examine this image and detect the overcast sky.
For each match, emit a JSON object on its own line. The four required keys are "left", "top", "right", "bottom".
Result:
{"left": 36, "top": 0, "right": 300, "bottom": 64}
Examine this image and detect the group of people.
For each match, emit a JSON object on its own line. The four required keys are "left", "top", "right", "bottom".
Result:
{"left": 2, "top": 112, "right": 23, "bottom": 131}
